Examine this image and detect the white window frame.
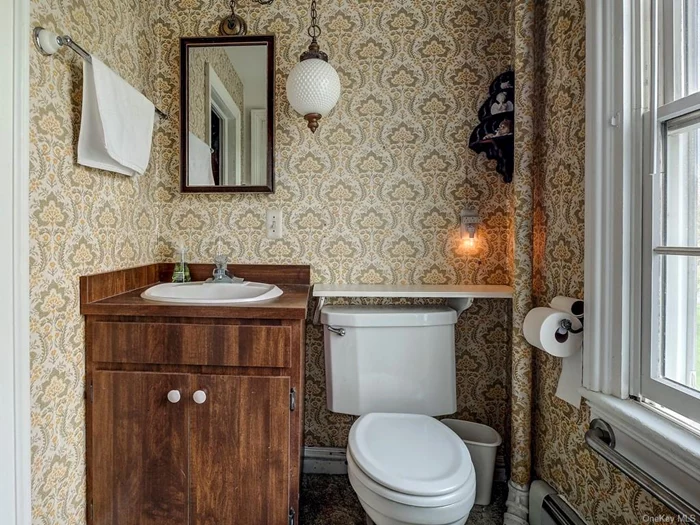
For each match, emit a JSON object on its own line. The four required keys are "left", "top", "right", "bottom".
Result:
{"left": 641, "top": 0, "right": 700, "bottom": 425}
{"left": 582, "top": 0, "right": 700, "bottom": 506}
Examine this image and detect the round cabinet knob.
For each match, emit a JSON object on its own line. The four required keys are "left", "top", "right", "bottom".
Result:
{"left": 193, "top": 390, "right": 207, "bottom": 404}
{"left": 167, "top": 390, "right": 181, "bottom": 404}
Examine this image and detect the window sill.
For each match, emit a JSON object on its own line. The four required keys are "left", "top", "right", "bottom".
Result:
{"left": 580, "top": 388, "right": 700, "bottom": 505}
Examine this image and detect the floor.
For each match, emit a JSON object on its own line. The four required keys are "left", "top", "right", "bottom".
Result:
{"left": 299, "top": 474, "right": 507, "bottom": 525}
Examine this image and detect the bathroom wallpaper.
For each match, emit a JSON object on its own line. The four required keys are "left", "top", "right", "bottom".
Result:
{"left": 528, "top": 0, "right": 673, "bottom": 522}
{"left": 29, "top": 0, "right": 160, "bottom": 522}
{"left": 187, "top": 46, "right": 245, "bottom": 144}
{"left": 150, "top": 0, "right": 515, "bottom": 449}
{"left": 29, "top": 0, "right": 514, "bottom": 522}
{"left": 28, "top": 0, "right": 676, "bottom": 523}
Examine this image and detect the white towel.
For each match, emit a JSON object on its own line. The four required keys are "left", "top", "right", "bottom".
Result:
{"left": 188, "top": 132, "right": 215, "bottom": 186}
{"left": 78, "top": 57, "right": 155, "bottom": 176}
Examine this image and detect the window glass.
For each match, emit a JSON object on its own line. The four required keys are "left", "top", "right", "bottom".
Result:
{"left": 663, "top": 111, "right": 700, "bottom": 247}
{"left": 660, "top": 254, "right": 700, "bottom": 392}
{"left": 664, "top": 0, "right": 700, "bottom": 102}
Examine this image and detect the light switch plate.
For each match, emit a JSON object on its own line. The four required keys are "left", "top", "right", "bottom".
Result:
{"left": 266, "top": 209, "right": 283, "bottom": 239}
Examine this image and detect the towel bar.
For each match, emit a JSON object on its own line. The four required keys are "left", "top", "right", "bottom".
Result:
{"left": 33, "top": 27, "right": 168, "bottom": 120}
{"left": 585, "top": 418, "right": 700, "bottom": 518}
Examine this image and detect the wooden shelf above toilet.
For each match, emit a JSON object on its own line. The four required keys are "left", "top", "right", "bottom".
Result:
{"left": 313, "top": 284, "right": 513, "bottom": 299}
{"left": 311, "top": 284, "right": 513, "bottom": 323}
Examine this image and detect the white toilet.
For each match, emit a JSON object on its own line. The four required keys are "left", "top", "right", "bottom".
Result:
{"left": 321, "top": 305, "right": 477, "bottom": 525}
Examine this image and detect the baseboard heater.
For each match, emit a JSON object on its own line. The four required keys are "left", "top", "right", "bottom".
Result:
{"left": 530, "top": 480, "right": 587, "bottom": 525}
{"left": 302, "top": 447, "right": 349, "bottom": 475}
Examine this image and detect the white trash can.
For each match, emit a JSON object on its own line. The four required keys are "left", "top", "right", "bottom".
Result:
{"left": 441, "top": 419, "right": 502, "bottom": 506}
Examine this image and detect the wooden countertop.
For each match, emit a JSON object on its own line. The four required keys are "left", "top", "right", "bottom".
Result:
{"left": 81, "top": 263, "right": 311, "bottom": 320}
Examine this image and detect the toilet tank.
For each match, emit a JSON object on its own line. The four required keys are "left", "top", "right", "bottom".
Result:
{"left": 321, "top": 305, "right": 458, "bottom": 416}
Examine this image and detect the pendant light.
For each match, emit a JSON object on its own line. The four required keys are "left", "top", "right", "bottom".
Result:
{"left": 286, "top": 0, "right": 341, "bottom": 133}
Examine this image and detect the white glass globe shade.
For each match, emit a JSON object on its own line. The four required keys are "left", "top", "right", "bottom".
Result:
{"left": 286, "top": 58, "right": 341, "bottom": 117}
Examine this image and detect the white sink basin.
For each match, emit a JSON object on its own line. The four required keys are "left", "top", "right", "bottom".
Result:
{"left": 141, "top": 281, "right": 283, "bottom": 304}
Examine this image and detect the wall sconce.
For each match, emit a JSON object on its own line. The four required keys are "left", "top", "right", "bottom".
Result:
{"left": 285, "top": 0, "right": 341, "bottom": 133}
{"left": 460, "top": 207, "right": 480, "bottom": 251}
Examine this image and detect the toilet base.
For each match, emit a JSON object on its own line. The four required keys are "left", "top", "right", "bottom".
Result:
{"left": 349, "top": 469, "right": 472, "bottom": 525}
{"left": 357, "top": 494, "right": 468, "bottom": 525}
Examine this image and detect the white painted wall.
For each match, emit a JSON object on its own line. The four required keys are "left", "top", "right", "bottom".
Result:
{"left": 0, "top": 0, "right": 31, "bottom": 522}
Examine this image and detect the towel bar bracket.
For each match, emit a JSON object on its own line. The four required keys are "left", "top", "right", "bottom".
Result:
{"left": 33, "top": 26, "right": 169, "bottom": 120}
{"left": 588, "top": 417, "right": 615, "bottom": 447}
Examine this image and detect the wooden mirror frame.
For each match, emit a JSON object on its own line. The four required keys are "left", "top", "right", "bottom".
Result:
{"left": 180, "top": 35, "right": 275, "bottom": 193}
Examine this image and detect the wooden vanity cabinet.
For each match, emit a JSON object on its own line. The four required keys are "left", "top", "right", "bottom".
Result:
{"left": 187, "top": 374, "right": 290, "bottom": 525}
{"left": 81, "top": 264, "right": 310, "bottom": 525}
{"left": 90, "top": 370, "right": 292, "bottom": 525}
{"left": 90, "top": 371, "right": 190, "bottom": 525}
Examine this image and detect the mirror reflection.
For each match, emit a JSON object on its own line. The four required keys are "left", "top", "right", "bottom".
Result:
{"left": 182, "top": 36, "right": 274, "bottom": 192}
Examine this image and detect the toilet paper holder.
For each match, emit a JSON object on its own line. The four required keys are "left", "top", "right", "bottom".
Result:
{"left": 555, "top": 316, "right": 584, "bottom": 342}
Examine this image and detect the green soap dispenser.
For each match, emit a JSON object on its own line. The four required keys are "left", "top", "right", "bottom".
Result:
{"left": 172, "top": 246, "right": 191, "bottom": 283}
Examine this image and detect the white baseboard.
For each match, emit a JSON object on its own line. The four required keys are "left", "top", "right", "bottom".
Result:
{"left": 303, "top": 447, "right": 508, "bottom": 482}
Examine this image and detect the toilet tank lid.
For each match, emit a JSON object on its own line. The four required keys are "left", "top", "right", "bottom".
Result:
{"left": 320, "top": 305, "right": 457, "bottom": 327}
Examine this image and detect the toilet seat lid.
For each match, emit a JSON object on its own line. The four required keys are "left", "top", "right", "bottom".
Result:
{"left": 348, "top": 413, "right": 473, "bottom": 497}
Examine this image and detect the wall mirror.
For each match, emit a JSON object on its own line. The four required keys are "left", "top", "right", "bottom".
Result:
{"left": 180, "top": 35, "right": 275, "bottom": 193}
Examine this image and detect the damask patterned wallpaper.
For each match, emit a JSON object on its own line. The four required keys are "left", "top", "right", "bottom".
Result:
{"left": 150, "top": 0, "right": 515, "bottom": 448}
{"left": 530, "top": 0, "right": 672, "bottom": 522}
{"left": 29, "top": 0, "right": 670, "bottom": 523}
{"left": 29, "top": 0, "right": 160, "bottom": 522}
{"left": 29, "top": 0, "right": 514, "bottom": 522}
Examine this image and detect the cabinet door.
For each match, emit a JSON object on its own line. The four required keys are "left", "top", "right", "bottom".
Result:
{"left": 190, "top": 375, "right": 290, "bottom": 525}
{"left": 91, "top": 371, "right": 189, "bottom": 525}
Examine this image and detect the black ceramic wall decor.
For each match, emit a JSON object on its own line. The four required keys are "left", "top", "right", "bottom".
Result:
{"left": 469, "top": 70, "right": 514, "bottom": 183}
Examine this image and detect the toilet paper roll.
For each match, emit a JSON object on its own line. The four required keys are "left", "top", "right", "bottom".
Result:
{"left": 523, "top": 307, "right": 583, "bottom": 358}
{"left": 555, "top": 350, "right": 583, "bottom": 408}
{"left": 550, "top": 296, "right": 584, "bottom": 318}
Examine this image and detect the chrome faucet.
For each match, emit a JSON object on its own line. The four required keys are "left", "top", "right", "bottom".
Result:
{"left": 207, "top": 255, "right": 244, "bottom": 283}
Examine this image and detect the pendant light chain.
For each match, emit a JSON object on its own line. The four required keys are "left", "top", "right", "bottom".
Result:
{"left": 308, "top": 0, "right": 321, "bottom": 42}
{"left": 300, "top": 0, "right": 328, "bottom": 61}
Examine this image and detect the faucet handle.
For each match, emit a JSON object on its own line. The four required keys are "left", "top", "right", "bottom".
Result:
{"left": 214, "top": 254, "right": 227, "bottom": 269}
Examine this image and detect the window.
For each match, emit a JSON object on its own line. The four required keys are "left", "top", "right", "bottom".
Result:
{"left": 642, "top": 0, "right": 700, "bottom": 424}
{"left": 583, "top": 0, "right": 700, "bottom": 501}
